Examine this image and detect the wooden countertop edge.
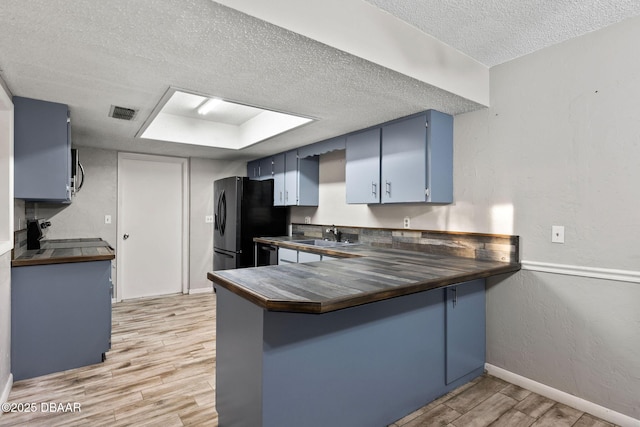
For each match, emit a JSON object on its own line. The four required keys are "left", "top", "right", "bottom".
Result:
{"left": 11, "top": 254, "right": 115, "bottom": 267}
{"left": 208, "top": 262, "right": 521, "bottom": 314}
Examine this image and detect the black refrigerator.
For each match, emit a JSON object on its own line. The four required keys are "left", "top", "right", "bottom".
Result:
{"left": 213, "top": 176, "right": 287, "bottom": 271}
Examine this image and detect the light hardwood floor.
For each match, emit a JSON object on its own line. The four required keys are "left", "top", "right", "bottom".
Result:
{"left": 1, "top": 292, "right": 618, "bottom": 427}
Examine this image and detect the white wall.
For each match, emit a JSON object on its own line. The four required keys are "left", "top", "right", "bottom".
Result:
{"left": 291, "top": 16, "right": 640, "bottom": 420}
{"left": 189, "top": 157, "right": 246, "bottom": 291}
{"left": 0, "top": 252, "right": 10, "bottom": 404}
{"left": 0, "top": 77, "right": 12, "bottom": 404}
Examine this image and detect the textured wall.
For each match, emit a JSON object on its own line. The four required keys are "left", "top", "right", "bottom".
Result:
{"left": 189, "top": 157, "right": 246, "bottom": 291}
{"left": 291, "top": 16, "right": 640, "bottom": 419}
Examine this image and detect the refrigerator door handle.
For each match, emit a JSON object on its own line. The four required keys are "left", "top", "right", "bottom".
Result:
{"left": 214, "top": 249, "right": 234, "bottom": 258}
{"left": 219, "top": 190, "right": 227, "bottom": 235}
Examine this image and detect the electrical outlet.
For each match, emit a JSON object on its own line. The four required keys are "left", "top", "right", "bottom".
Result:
{"left": 551, "top": 225, "right": 565, "bottom": 243}
{"left": 205, "top": 215, "right": 214, "bottom": 224}
{"left": 403, "top": 217, "right": 410, "bottom": 229}
{"left": 304, "top": 216, "right": 311, "bottom": 224}
{"left": 104, "top": 215, "right": 112, "bottom": 224}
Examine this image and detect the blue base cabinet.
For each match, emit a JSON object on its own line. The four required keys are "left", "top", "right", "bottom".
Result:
{"left": 445, "top": 279, "right": 486, "bottom": 384}
{"left": 215, "top": 278, "right": 486, "bottom": 427}
{"left": 11, "top": 261, "right": 112, "bottom": 381}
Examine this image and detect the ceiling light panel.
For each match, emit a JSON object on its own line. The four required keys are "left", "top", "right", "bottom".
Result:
{"left": 138, "top": 88, "right": 313, "bottom": 150}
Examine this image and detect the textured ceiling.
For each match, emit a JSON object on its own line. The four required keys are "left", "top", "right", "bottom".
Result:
{"left": 0, "top": 0, "right": 639, "bottom": 160}
{"left": 365, "top": 0, "right": 640, "bottom": 67}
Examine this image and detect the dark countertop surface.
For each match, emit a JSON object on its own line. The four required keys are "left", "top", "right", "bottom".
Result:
{"left": 208, "top": 236, "right": 521, "bottom": 314}
{"left": 12, "top": 238, "right": 115, "bottom": 267}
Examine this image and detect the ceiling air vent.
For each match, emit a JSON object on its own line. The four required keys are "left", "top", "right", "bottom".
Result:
{"left": 109, "top": 105, "right": 137, "bottom": 121}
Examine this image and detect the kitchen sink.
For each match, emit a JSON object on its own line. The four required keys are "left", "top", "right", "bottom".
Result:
{"left": 293, "top": 239, "right": 355, "bottom": 247}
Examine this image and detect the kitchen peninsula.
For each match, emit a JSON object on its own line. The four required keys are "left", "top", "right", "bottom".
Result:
{"left": 208, "top": 227, "right": 520, "bottom": 427}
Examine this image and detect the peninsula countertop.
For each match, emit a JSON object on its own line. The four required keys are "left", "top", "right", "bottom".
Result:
{"left": 207, "top": 236, "right": 521, "bottom": 314}
{"left": 12, "top": 238, "right": 115, "bottom": 267}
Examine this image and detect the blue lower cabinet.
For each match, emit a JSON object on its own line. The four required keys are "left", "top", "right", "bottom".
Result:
{"left": 215, "top": 279, "right": 486, "bottom": 427}
{"left": 11, "top": 261, "right": 112, "bottom": 381}
{"left": 445, "top": 279, "right": 486, "bottom": 384}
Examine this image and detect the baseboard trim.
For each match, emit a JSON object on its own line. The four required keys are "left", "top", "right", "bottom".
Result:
{"left": 0, "top": 373, "right": 13, "bottom": 405}
{"left": 485, "top": 364, "right": 640, "bottom": 427}
{"left": 521, "top": 260, "right": 640, "bottom": 284}
{"left": 189, "top": 287, "right": 214, "bottom": 295}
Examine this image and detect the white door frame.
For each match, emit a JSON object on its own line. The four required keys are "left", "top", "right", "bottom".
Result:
{"left": 116, "top": 152, "right": 189, "bottom": 301}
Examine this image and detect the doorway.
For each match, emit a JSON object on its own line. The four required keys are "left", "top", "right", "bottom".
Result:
{"left": 116, "top": 153, "right": 188, "bottom": 300}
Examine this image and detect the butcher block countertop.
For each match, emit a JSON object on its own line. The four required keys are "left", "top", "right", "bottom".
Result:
{"left": 12, "top": 238, "right": 115, "bottom": 267}
{"left": 208, "top": 236, "right": 521, "bottom": 314}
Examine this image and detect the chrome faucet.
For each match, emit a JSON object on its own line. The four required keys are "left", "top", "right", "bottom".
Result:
{"left": 327, "top": 225, "right": 342, "bottom": 242}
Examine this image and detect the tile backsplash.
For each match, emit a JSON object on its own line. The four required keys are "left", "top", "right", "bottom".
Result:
{"left": 291, "top": 223, "right": 520, "bottom": 263}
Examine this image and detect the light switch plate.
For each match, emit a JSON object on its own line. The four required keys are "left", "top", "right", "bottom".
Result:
{"left": 104, "top": 215, "right": 111, "bottom": 224}
{"left": 205, "top": 215, "right": 214, "bottom": 224}
{"left": 551, "top": 225, "right": 565, "bottom": 243}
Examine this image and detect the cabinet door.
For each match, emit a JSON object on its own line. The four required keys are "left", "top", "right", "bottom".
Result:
{"left": 259, "top": 157, "right": 273, "bottom": 180}
{"left": 272, "top": 153, "right": 285, "bottom": 206}
{"left": 345, "top": 128, "right": 381, "bottom": 204}
{"left": 445, "top": 279, "right": 485, "bottom": 385}
{"left": 284, "top": 150, "right": 298, "bottom": 206}
{"left": 14, "top": 96, "right": 71, "bottom": 202}
{"left": 381, "top": 114, "right": 427, "bottom": 203}
{"left": 277, "top": 248, "right": 298, "bottom": 265}
{"left": 298, "top": 251, "right": 321, "bottom": 263}
{"left": 297, "top": 155, "right": 319, "bottom": 206}
{"left": 247, "top": 160, "right": 260, "bottom": 180}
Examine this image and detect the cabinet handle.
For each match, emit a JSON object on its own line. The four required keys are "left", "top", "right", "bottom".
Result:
{"left": 452, "top": 287, "right": 458, "bottom": 308}
{"left": 385, "top": 181, "right": 391, "bottom": 196}
{"left": 258, "top": 165, "right": 261, "bottom": 177}
{"left": 285, "top": 191, "right": 288, "bottom": 202}
{"left": 372, "top": 182, "right": 377, "bottom": 196}
{"left": 279, "top": 191, "right": 283, "bottom": 202}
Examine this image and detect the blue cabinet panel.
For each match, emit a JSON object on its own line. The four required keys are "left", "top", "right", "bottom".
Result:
{"left": 284, "top": 150, "right": 298, "bottom": 205}
{"left": 426, "top": 110, "right": 454, "bottom": 203}
{"left": 272, "top": 153, "right": 285, "bottom": 206}
{"left": 14, "top": 96, "right": 71, "bottom": 202}
{"left": 345, "top": 128, "right": 381, "bottom": 204}
{"left": 445, "top": 279, "right": 486, "bottom": 384}
{"left": 11, "top": 260, "right": 112, "bottom": 380}
{"left": 271, "top": 150, "right": 319, "bottom": 206}
{"left": 297, "top": 155, "right": 319, "bottom": 206}
{"left": 381, "top": 114, "right": 427, "bottom": 203}
{"left": 248, "top": 157, "right": 273, "bottom": 180}
{"left": 345, "top": 110, "right": 453, "bottom": 205}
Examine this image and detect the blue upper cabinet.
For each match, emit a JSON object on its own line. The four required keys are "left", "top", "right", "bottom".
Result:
{"left": 272, "top": 153, "right": 286, "bottom": 206}
{"left": 381, "top": 111, "right": 453, "bottom": 204}
{"left": 345, "top": 128, "right": 381, "bottom": 204}
{"left": 264, "top": 150, "right": 319, "bottom": 206}
{"left": 247, "top": 157, "right": 273, "bottom": 181}
{"left": 297, "top": 155, "right": 319, "bottom": 206}
{"left": 284, "top": 150, "right": 298, "bottom": 206}
{"left": 346, "top": 110, "right": 453, "bottom": 204}
{"left": 14, "top": 96, "right": 72, "bottom": 203}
